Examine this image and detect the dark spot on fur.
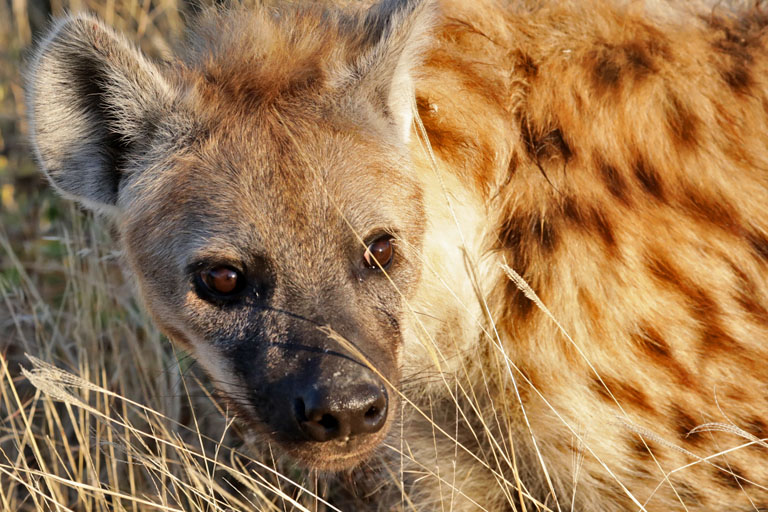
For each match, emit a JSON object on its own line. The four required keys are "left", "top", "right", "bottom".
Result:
{"left": 415, "top": 95, "right": 431, "bottom": 114}
{"left": 520, "top": 117, "right": 573, "bottom": 164}
{"left": 508, "top": 278, "right": 536, "bottom": 319}
{"left": 745, "top": 417, "right": 768, "bottom": 440}
{"left": 700, "top": 321, "right": 741, "bottom": 354}
{"left": 592, "top": 375, "right": 653, "bottom": 413}
{"left": 561, "top": 197, "right": 617, "bottom": 250}
{"left": 591, "top": 39, "right": 665, "bottom": 94}
{"left": 707, "top": 14, "right": 763, "bottom": 92}
{"left": 665, "top": 93, "right": 699, "bottom": 148}
{"left": 708, "top": 17, "right": 755, "bottom": 57}
{"left": 596, "top": 154, "right": 629, "bottom": 203}
{"left": 731, "top": 264, "right": 768, "bottom": 323}
{"left": 723, "top": 64, "right": 753, "bottom": 91}
{"left": 647, "top": 253, "right": 743, "bottom": 356}
{"left": 744, "top": 418, "right": 768, "bottom": 453}
{"left": 590, "top": 207, "right": 616, "bottom": 248}
{"left": 713, "top": 465, "right": 750, "bottom": 490}
{"left": 674, "top": 481, "right": 704, "bottom": 506}
{"left": 622, "top": 41, "right": 655, "bottom": 76}
{"left": 678, "top": 188, "right": 740, "bottom": 234}
{"left": 671, "top": 405, "right": 704, "bottom": 445}
{"left": 633, "top": 324, "right": 670, "bottom": 359}
{"left": 648, "top": 253, "right": 718, "bottom": 316}
{"left": 632, "top": 324, "right": 695, "bottom": 388}
{"left": 629, "top": 435, "right": 656, "bottom": 460}
{"left": 561, "top": 196, "right": 581, "bottom": 224}
{"left": 747, "top": 231, "right": 768, "bottom": 262}
{"left": 507, "top": 152, "right": 520, "bottom": 177}
{"left": 593, "top": 53, "right": 622, "bottom": 90}
{"left": 499, "top": 210, "right": 558, "bottom": 256}
{"left": 516, "top": 51, "right": 539, "bottom": 77}
{"left": 647, "top": 253, "right": 683, "bottom": 288}
{"left": 633, "top": 156, "right": 664, "bottom": 200}
{"left": 498, "top": 210, "right": 555, "bottom": 320}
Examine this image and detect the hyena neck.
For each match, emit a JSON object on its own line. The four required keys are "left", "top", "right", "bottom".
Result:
{"left": 398, "top": 0, "right": 519, "bottom": 409}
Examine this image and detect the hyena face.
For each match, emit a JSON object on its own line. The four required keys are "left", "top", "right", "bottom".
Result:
{"left": 121, "top": 115, "right": 426, "bottom": 468}
{"left": 26, "top": 0, "right": 445, "bottom": 469}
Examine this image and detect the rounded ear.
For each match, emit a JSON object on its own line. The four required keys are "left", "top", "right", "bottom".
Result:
{"left": 354, "top": 0, "right": 436, "bottom": 144}
{"left": 26, "top": 13, "right": 174, "bottom": 215}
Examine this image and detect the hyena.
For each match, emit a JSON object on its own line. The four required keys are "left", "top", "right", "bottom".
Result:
{"left": 25, "top": 0, "right": 768, "bottom": 509}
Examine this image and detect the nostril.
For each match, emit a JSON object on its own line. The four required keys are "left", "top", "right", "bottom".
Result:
{"left": 359, "top": 389, "right": 387, "bottom": 431}
{"left": 294, "top": 398, "right": 308, "bottom": 422}
{"left": 318, "top": 413, "right": 338, "bottom": 431}
{"left": 295, "top": 397, "right": 343, "bottom": 442}
{"left": 364, "top": 404, "right": 384, "bottom": 427}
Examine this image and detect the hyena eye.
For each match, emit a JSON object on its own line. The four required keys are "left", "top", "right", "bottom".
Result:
{"left": 199, "top": 266, "right": 245, "bottom": 296}
{"left": 363, "top": 236, "right": 395, "bottom": 270}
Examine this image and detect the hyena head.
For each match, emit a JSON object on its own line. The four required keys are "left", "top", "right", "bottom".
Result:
{"left": 25, "top": 0, "right": 470, "bottom": 470}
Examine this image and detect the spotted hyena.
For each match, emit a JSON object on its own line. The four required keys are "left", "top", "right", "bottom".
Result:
{"left": 26, "top": 0, "right": 768, "bottom": 509}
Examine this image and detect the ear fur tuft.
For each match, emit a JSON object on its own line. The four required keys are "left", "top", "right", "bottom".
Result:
{"left": 356, "top": 0, "right": 436, "bottom": 144}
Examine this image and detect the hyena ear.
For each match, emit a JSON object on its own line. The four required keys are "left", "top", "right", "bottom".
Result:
{"left": 355, "top": 0, "right": 435, "bottom": 143}
{"left": 26, "top": 13, "right": 173, "bottom": 215}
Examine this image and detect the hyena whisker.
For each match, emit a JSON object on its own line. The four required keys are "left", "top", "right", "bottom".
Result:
{"left": 410, "top": 309, "right": 443, "bottom": 321}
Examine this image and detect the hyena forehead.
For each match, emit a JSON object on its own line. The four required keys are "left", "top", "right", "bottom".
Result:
{"left": 182, "top": 1, "right": 432, "bottom": 140}
{"left": 124, "top": 126, "right": 426, "bottom": 273}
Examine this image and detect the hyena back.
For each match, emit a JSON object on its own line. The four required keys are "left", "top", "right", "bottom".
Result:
{"left": 26, "top": 0, "right": 768, "bottom": 510}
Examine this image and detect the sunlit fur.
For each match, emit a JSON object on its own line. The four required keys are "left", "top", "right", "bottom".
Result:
{"left": 26, "top": 0, "right": 768, "bottom": 510}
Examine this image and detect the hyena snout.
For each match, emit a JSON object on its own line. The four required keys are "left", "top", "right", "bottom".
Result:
{"left": 293, "top": 375, "right": 388, "bottom": 442}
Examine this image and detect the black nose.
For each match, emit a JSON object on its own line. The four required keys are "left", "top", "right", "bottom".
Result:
{"left": 294, "top": 382, "right": 388, "bottom": 442}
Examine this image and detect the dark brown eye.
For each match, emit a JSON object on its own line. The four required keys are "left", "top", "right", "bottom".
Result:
{"left": 200, "top": 266, "right": 244, "bottom": 296}
{"left": 363, "top": 236, "right": 395, "bottom": 270}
